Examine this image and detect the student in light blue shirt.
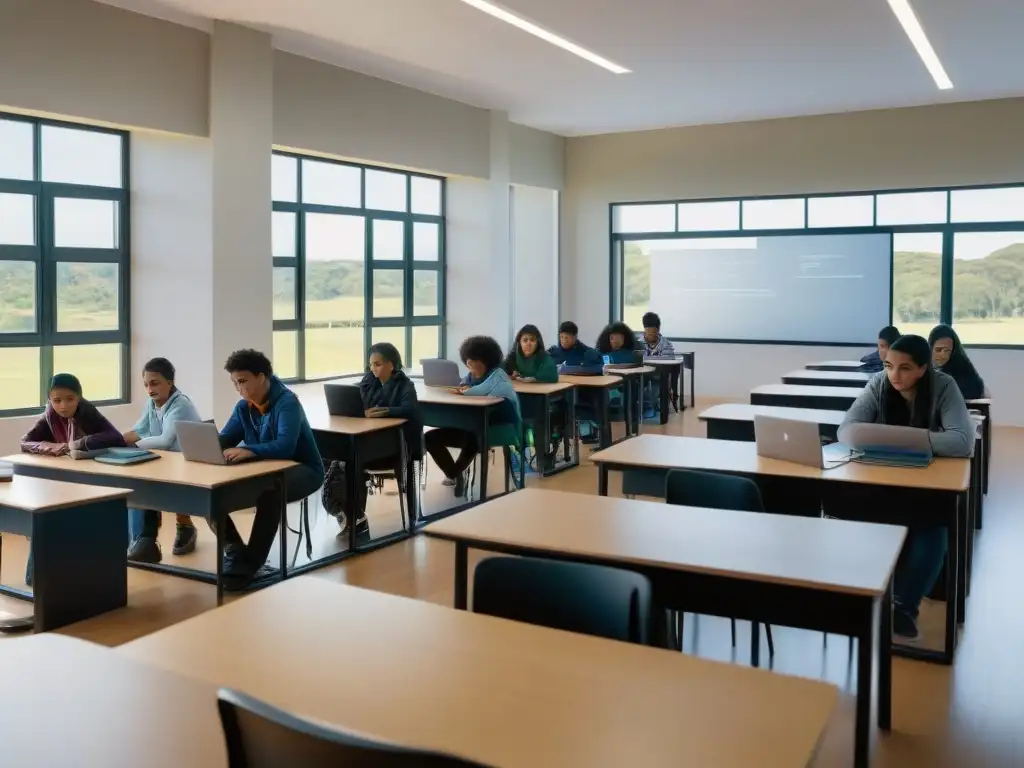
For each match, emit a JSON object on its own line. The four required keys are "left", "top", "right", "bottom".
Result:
{"left": 122, "top": 358, "right": 202, "bottom": 564}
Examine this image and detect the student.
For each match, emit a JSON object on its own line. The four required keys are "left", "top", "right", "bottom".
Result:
{"left": 19, "top": 374, "right": 125, "bottom": 587}
{"left": 548, "top": 321, "right": 602, "bottom": 368}
{"left": 640, "top": 312, "right": 675, "bottom": 357}
{"left": 928, "top": 324, "right": 986, "bottom": 400}
{"left": 217, "top": 349, "right": 324, "bottom": 588}
{"left": 123, "top": 358, "right": 202, "bottom": 563}
{"left": 595, "top": 321, "right": 640, "bottom": 364}
{"left": 838, "top": 334, "right": 974, "bottom": 641}
{"left": 860, "top": 325, "right": 901, "bottom": 373}
{"left": 505, "top": 324, "right": 558, "bottom": 383}
{"left": 424, "top": 336, "right": 521, "bottom": 497}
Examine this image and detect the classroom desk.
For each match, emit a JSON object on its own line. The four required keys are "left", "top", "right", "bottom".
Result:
{"left": 1, "top": 634, "right": 226, "bottom": 767}
{"left": 512, "top": 380, "right": 579, "bottom": 476}
{"left": 782, "top": 370, "right": 872, "bottom": 388}
{"left": 700, "top": 403, "right": 845, "bottom": 442}
{"left": 590, "top": 435, "right": 970, "bottom": 665}
{"left": 0, "top": 477, "right": 130, "bottom": 632}
{"left": 966, "top": 398, "right": 991, "bottom": 497}
{"left": 120, "top": 577, "right": 838, "bottom": 768}
{"left": 3, "top": 451, "right": 295, "bottom": 605}
{"left": 607, "top": 365, "right": 655, "bottom": 435}
{"left": 806, "top": 360, "right": 866, "bottom": 372}
{"left": 752, "top": 384, "right": 863, "bottom": 411}
{"left": 426, "top": 488, "right": 902, "bottom": 768}
{"left": 642, "top": 357, "right": 684, "bottom": 424}
{"left": 559, "top": 374, "right": 624, "bottom": 449}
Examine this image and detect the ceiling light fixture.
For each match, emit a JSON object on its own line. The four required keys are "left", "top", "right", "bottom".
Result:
{"left": 456, "top": 0, "right": 630, "bottom": 74}
{"left": 886, "top": 0, "right": 953, "bottom": 90}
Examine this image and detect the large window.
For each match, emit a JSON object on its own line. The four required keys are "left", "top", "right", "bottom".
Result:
{"left": 271, "top": 152, "right": 445, "bottom": 380}
{"left": 611, "top": 184, "right": 1024, "bottom": 347}
{"left": 0, "top": 114, "right": 129, "bottom": 414}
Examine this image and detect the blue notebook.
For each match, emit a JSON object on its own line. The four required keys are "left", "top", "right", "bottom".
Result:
{"left": 94, "top": 447, "right": 161, "bottom": 466}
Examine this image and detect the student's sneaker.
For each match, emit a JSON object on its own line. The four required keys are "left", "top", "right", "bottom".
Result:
{"left": 172, "top": 524, "right": 198, "bottom": 556}
{"left": 336, "top": 514, "right": 368, "bottom": 535}
{"left": 892, "top": 608, "right": 921, "bottom": 642}
{"left": 642, "top": 407, "right": 657, "bottom": 421}
{"left": 127, "top": 536, "right": 163, "bottom": 564}
{"left": 441, "top": 477, "right": 456, "bottom": 487}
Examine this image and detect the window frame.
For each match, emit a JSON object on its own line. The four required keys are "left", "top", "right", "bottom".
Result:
{"left": 609, "top": 182, "right": 1024, "bottom": 349}
{"left": 0, "top": 112, "right": 130, "bottom": 416}
{"left": 272, "top": 150, "right": 446, "bottom": 382}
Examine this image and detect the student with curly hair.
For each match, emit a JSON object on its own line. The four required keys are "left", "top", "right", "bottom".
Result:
{"left": 595, "top": 321, "right": 640, "bottom": 364}
{"left": 504, "top": 324, "right": 558, "bottom": 383}
{"left": 424, "top": 336, "right": 521, "bottom": 497}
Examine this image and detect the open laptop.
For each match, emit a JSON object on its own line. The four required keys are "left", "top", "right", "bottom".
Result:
{"left": 324, "top": 383, "right": 363, "bottom": 417}
{"left": 422, "top": 358, "right": 461, "bottom": 387}
{"left": 177, "top": 421, "right": 232, "bottom": 466}
{"left": 754, "top": 415, "right": 831, "bottom": 468}
{"left": 840, "top": 422, "right": 934, "bottom": 468}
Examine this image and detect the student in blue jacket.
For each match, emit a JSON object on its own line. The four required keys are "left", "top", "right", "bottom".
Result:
{"left": 860, "top": 325, "right": 901, "bottom": 373}
{"left": 596, "top": 321, "right": 640, "bottom": 364}
{"left": 217, "top": 349, "right": 324, "bottom": 588}
{"left": 548, "top": 321, "right": 602, "bottom": 370}
{"left": 123, "top": 357, "right": 203, "bottom": 563}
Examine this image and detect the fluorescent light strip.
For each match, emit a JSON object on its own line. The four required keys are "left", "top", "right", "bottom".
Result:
{"left": 886, "top": 0, "right": 953, "bottom": 90}
{"left": 457, "top": 0, "right": 630, "bottom": 74}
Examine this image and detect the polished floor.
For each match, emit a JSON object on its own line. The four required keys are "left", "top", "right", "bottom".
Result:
{"left": 2, "top": 405, "right": 1024, "bottom": 766}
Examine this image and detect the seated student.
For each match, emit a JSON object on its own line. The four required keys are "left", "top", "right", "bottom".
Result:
{"left": 505, "top": 324, "right": 558, "bottom": 382}
{"left": 217, "top": 349, "right": 324, "bottom": 588}
{"left": 123, "top": 357, "right": 202, "bottom": 563}
{"left": 19, "top": 373, "right": 125, "bottom": 587}
{"left": 595, "top": 321, "right": 640, "bottom": 364}
{"left": 838, "top": 334, "right": 974, "bottom": 641}
{"left": 860, "top": 325, "right": 901, "bottom": 373}
{"left": 548, "top": 321, "right": 602, "bottom": 369}
{"left": 640, "top": 312, "right": 675, "bottom": 357}
{"left": 424, "top": 336, "right": 521, "bottom": 497}
{"left": 928, "top": 324, "right": 986, "bottom": 400}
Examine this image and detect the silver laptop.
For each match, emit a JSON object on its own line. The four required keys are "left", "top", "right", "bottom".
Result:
{"left": 421, "top": 358, "right": 460, "bottom": 387}
{"left": 754, "top": 415, "right": 830, "bottom": 468}
{"left": 177, "top": 421, "right": 228, "bottom": 466}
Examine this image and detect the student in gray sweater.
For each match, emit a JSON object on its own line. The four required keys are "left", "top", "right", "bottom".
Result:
{"left": 838, "top": 334, "right": 973, "bottom": 641}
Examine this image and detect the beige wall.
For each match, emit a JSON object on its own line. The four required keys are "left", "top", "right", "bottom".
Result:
{"left": 509, "top": 122, "right": 566, "bottom": 190}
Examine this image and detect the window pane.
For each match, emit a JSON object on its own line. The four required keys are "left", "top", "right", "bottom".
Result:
{"left": 612, "top": 204, "right": 675, "bottom": 234}
{"left": 372, "top": 219, "right": 404, "bottom": 261}
{"left": 371, "top": 326, "right": 408, "bottom": 367}
{"left": 273, "top": 267, "right": 295, "bottom": 321}
{"left": 54, "top": 198, "right": 119, "bottom": 248}
{"left": 413, "top": 222, "right": 439, "bottom": 262}
{"left": 0, "top": 347, "right": 41, "bottom": 410}
{"left": 411, "top": 325, "right": 440, "bottom": 372}
{"left": 272, "top": 154, "right": 297, "bottom": 203}
{"left": 413, "top": 270, "right": 438, "bottom": 316}
{"left": 53, "top": 343, "right": 121, "bottom": 401}
{"left": 305, "top": 212, "right": 365, "bottom": 378}
{"left": 676, "top": 201, "right": 739, "bottom": 231}
{"left": 807, "top": 195, "right": 873, "bottom": 228}
{"left": 301, "top": 159, "right": 360, "bottom": 208}
{"left": 56, "top": 262, "right": 119, "bottom": 332}
{"left": 411, "top": 176, "right": 442, "bottom": 215}
{"left": 272, "top": 211, "right": 296, "bottom": 258}
{"left": 951, "top": 187, "right": 1024, "bottom": 223}
{"left": 0, "top": 261, "right": 36, "bottom": 333}
{"left": 365, "top": 169, "right": 407, "bottom": 212}
{"left": 0, "top": 193, "right": 35, "bottom": 245}
{"left": 0, "top": 119, "right": 34, "bottom": 181}
{"left": 953, "top": 231, "right": 1024, "bottom": 345}
{"left": 273, "top": 330, "right": 298, "bottom": 380}
{"left": 41, "top": 126, "right": 122, "bottom": 188}
{"left": 742, "top": 198, "right": 805, "bottom": 229}
{"left": 622, "top": 241, "right": 650, "bottom": 329}
{"left": 876, "top": 191, "right": 947, "bottom": 225}
{"left": 892, "top": 232, "right": 942, "bottom": 337}
{"left": 373, "top": 269, "right": 404, "bottom": 318}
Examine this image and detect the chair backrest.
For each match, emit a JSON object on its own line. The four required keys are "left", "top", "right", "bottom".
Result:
{"left": 217, "top": 688, "right": 488, "bottom": 768}
{"left": 472, "top": 556, "right": 652, "bottom": 645}
{"left": 665, "top": 469, "right": 764, "bottom": 513}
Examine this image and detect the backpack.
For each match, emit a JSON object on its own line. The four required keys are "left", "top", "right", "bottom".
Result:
{"left": 321, "top": 460, "right": 347, "bottom": 519}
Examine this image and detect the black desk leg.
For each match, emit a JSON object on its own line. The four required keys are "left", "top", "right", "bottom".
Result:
{"left": 277, "top": 473, "right": 288, "bottom": 579}
{"left": 347, "top": 453, "right": 362, "bottom": 553}
{"left": 690, "top": 356, "right": 696, "bottom": 408}
{"left": 215, "top": 510, "right": 224, "bottom": 606}
{"left": 855, "top": 608, "right": 875, "bottom": 768}
{"left": 942, "top": 498, "right": 959, "bottom": 662}
{"left": 750, "top": 621, "right": 760, "bottom": 668}
{"left": 453, "top": 542, "right": 468, "bottom": 610}
{"left": 600, "top": 390, "right": 612, "bottom": 449}
{"left": 479, "top": 410, "right": 491, "bottom": 503}
{"left": 598, "top": 465, "right": 609, "bottom": 496}
{"left": 570, "top": 389, "right": 580, "bottom": 465}
{"left": 956, "top": 492, "right": 968, "bottom": 625}
{"left": 879, "top": 582, "right": 893, "bottom": 731}
{"left": 659, "top": 372, "right": 670, "bottom": 426}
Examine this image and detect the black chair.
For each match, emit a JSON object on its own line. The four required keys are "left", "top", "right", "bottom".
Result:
{"left": 665, "top": 469, "right": 775, "bottom": 662}
{"left": 217, "top": 688, "right": 488, "bottom": 768}
{"left": 472, "top": 556, "right": 652, "bottom": 645}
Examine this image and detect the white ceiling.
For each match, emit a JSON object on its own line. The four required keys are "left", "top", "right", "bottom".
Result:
{"left": 95, "top": 0, "right": 1024, "bottom": 136}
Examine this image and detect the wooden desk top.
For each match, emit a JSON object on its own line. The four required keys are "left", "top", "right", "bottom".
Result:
{"left": 606, "top": 365, "right": 656, "bottom": 376}
{"left": 415, "top": 383, "right": 502, "bottom": 407}
{"left": 120, "top": 578, "right": 837, "bottom": 768}
{"left": 2, "top": 451, "right": 296, "bottom": 489}
{"left": 642, "top": 357, "right": 683, "bottom": 367}
{"left": 752, "top": 384, "right": 865, "bottom": 399}
{"left": 699, "top": 403, "right": 846, "bottom": 426}
{"left": 559, "top": 374, "right": 624, "bottom": 388}
{"left": 783, "top": 370, "right": 871, "bottom": 384}
{"left": 805, "top": 360, "right": 864, "bottom": 369}
{"left": 302, "top": 403, "right": 407, "bottom": 435}
{"left": 590, "top": 434, "right": 971, "bottom": 492}
{"left": 512, "top": 380, "right": 576, "bottom": 395}
{"left": 1, "top": 635, "right": 225, "bottom": 767}
{"left": 429, "top": 489, "right": 905, "bottom": 596}
{"left": 0, "top": 476, "right": 131, "bottom": 512}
